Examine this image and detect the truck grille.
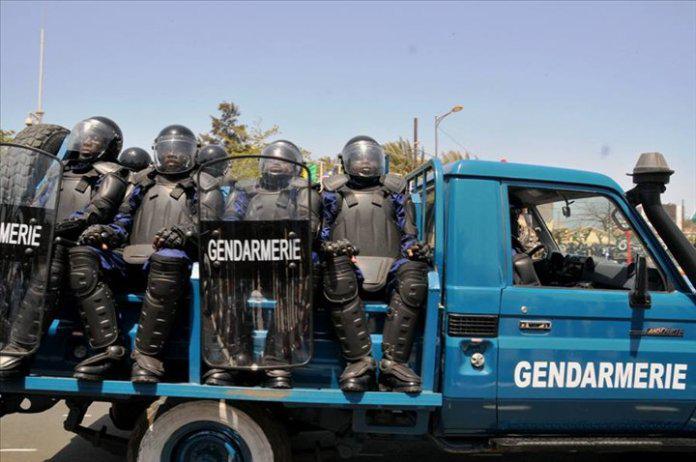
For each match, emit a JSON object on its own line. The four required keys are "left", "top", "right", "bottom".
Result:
{"left": 447, "top": 314, "right": 498, "bottom": 337}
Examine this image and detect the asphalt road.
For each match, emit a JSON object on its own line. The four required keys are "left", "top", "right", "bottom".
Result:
{"left": 1, "top": 401, "right": 694, "bottom": 461}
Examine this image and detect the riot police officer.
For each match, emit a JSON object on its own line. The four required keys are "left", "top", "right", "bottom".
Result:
{"left": 0, "top": 117, "right": 128, "bottom": 378}
{"left": 204, "top": 140, "right": 320, "bottom": 389}
{"left": 196, "top": 144, "right": 229, "bottom": 178}
{"left": 70, "top": 125, "right": 223, "bottom": 382}
{"left": 118, "top": 147, "right": 151, "bottom": 172}
{"left": 320, "top": 136, "right": 430, "bottom": 393}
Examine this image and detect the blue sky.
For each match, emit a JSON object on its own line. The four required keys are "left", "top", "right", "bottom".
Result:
{"left": 1, "top": 1, "right": 694, "bottom": 213}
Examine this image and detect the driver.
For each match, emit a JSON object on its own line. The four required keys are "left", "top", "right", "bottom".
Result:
{"left": 204, "top": 140, "right": 320, "bottom": 389}
{"left": 0, "top": 117, "right": 129, "bottom": 379}
{"left": 320, "top": 136, "right": 430, "bottom": 393}
{"left": 69, "top": 125, "right": 223, "bottom": 382}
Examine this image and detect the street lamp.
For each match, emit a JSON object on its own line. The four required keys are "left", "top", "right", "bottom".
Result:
{"left": 434, "top": 104, "right": 463, "bottom": 159}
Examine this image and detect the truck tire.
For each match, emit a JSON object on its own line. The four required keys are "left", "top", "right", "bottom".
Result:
{"left": 1, "top": 124, "right": 69, "bottom": 202}
{"left": 127, "top": 399, "right": 291, "bottom": 462}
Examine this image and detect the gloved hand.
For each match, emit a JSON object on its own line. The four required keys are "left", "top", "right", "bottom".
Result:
{"left": 55, "top": 218, "right": 87, "bottom": 241}
{"left": 320, "top": 239, "right": 359, "bottom": 258}
{"left": 405, "top": 241, "right": 432, "bottom": 264}
{"left": 153, "top": 226, "right": 189, "bottom": 250}
{"left": 78, "top": 225, "right": 123, "bottom": 250}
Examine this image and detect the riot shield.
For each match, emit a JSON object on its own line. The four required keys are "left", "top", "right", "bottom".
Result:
{"left": 199, "top": 155, "right": 313, "bottom": 371}
{"left": 0, "top": 143, "right": 62, "bottom": 350}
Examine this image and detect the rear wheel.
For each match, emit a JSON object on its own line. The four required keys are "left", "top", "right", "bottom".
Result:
{"left": 1, "top": 123, "right": 69, "bottom": 202}
{"left": 127, "top": 399, "right": 291, "bottom": 462}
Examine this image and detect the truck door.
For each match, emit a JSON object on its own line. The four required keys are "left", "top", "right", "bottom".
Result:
{"left": 497, "top": 183, "right": 696, "bottom": 432}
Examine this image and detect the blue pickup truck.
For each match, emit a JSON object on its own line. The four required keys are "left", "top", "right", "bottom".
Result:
{"left": 1, "top": 143, "right": 694, "bottom": 461}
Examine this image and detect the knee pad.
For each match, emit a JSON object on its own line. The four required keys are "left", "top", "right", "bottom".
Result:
{"left": 147, "top": 253, "right": 189, "bottom": 300}
{"left": 69, "top": 246, "right": 102, "bottom": 297}
{"left": 322, "top": 255, "right": 359, "bottom": 304}
{"left": 395, "top": 261, "right": 428, "bottom": 309}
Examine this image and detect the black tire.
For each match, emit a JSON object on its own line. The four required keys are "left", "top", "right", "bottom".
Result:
{"left": 127, "top": 399, "right": 292, "bottom": 462}
{"left": 1, "top": 123, "right": 69, "bottom": 202}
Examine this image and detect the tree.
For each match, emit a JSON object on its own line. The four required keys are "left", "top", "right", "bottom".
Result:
{"left": 0, "top": 129, "right": 15, "bottom": 143}
{"left": 383, "top": 137, "right": 421, "bottom": 175}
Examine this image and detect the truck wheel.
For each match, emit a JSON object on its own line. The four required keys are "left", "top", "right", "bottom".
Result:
{"left": 128, "top": 399, "right": 291, "bottom": 462}
{"left": 1, "top": 123, "right": 69, "bottom": 202}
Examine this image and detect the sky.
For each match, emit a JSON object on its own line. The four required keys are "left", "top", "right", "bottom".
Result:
{"left": 1, "top": 1, "right": 694, "bottom": 213}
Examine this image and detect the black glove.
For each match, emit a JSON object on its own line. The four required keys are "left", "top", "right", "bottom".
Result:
{"left": 320, "top": 239, "right": 359, "bottom": 258}
{"left": 55, "top": 218, "right": 87, "bottom": 241}
{"left": 405, "top": 241, "right": 432, "bottom": 264}
{"left": 153, "top": 226, "right": 189, "bottom": 250}
{"left": 78, "top": 224, "right": 123, "bottom": 249}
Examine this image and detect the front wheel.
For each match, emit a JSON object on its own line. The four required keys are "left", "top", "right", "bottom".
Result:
{"left": 128, "top": 399, "right": 291, "bottom": 462}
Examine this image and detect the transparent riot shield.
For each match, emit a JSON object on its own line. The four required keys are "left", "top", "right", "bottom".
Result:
{"left": 0, "top": 143, "right": 63, "bottom": 350}
{"left": 199, "top": 156, "right": 313, "bottom": 371}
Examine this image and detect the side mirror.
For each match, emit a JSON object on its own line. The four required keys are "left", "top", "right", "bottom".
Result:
{"left": 629, "top": 256, "right": 652, "bottom": 309}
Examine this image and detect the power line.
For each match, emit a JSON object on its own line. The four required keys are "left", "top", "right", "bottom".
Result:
{"left": 437, "top": 126, "right": 468, "bottom": 152}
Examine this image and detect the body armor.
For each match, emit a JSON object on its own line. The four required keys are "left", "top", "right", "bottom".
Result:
{"left": 56, "top": 161, "right": 125, "bottom": 222}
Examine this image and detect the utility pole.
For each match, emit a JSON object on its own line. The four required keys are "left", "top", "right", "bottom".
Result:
{"left": 413, "top": 117, "right": 419, "bottom": 166}
{"left": 25, "top": 25, "right": 45, "bottom": 126}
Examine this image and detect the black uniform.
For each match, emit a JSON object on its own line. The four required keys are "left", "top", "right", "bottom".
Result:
{"left": 70, "top": 125, "right": 224, "bottom": 382}
{"left": 0, "top": 117, "right": 127, "bottom": 378}
{"left": 320, "top": 136, "right": 429, "bottom": 393}
{"left": 204, "top": 140, "right": 320, "bottom": 389}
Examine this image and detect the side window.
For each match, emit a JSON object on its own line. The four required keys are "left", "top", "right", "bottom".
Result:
{"left": 509, "top": 187, "right": 667, "bottom": 291}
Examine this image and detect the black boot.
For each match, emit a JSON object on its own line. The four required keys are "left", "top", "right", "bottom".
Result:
{"left": 131, "top": 253, "right": 188, "bottom": 383}
{"left": 204, "top": 368, "right": 237, "bottom": 386}
{"left": 0, "top": 245, "right": 67, "bottom": 379}
{"left": 340, "top": 356, "right": 376, "bottom": 392}
{"left": 378, "top": 262, "right": 428, "bottom": 393}
{"left": 70, "top": 247, "right": 124, "bottom": 381}
{"left": 262, "top": 319, "right": 293, "bottom": 389}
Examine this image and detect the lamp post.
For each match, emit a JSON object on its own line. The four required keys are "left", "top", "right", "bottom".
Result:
{"left": 434, "top": 104, "right": 463, "bottom": 159}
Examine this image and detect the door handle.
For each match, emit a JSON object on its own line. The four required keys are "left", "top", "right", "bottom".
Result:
{"left": 519, "top": 320, "right": 552, "bottom": 331}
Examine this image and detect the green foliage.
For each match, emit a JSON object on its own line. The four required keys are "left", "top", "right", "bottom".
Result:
{"left": 0, "top": 129, "right": 15, "bottom": 143}
{"left": 383, "top": 137, "right": 420, "bottom": 175}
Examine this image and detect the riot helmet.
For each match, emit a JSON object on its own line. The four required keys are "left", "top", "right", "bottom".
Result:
{"left": 196, "top": 144, "right": 229, "bottom": 177}
{"left": 64, "top": 116, "right": 123, "bottom": 162}
{"left": 341, "top": 136, "right": 385, "bottom": 179}
{"left": 259, "top": 140, "right": 303, "bottom": 186}
{"left": 118, "top": 147, "right": 151, "bottom": 171}
{"left": 152, "top": 125, "right": 197, "bottom": 174}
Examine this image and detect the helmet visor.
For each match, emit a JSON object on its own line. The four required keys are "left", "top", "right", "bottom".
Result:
{"left": 259, "top": 144, "right": 302, "bottom": 177}
{"left": 65, "top": 119, "right": 117, "bottom": 161}
{"left": 154, "top": 139, "right": 196, "bottom": 174}
{"left": 343, "top": 141, "right": 385, "bottom": 177}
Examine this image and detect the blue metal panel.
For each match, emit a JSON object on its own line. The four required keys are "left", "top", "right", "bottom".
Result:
{"left": 444, "top": 159, "right": 623, "bottom": 193}
{"left": 189, "top": 270, "right": 201, "bottom": 384}
{"left": 4, "top": 377, "right": 442, "bottom": 408}
{"left": 440, "top": 177, "right": 505, "bottom": 433}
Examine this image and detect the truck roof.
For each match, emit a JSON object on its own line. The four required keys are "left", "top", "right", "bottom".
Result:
{"left": 443, "top": 159, "right": 624, "bottom": 193}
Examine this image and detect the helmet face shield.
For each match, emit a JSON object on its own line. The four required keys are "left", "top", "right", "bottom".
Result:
{"left": 343, "top": 141, "right": 385, "bottom": 178}
{"left": 154, "top": 139, "right": 197, "bottom": 174}
{"left": 259, "top": 142, "right": 302, "bottom": 177}
{"left": 65, "top": 119, "right": 118, "bottom": 162}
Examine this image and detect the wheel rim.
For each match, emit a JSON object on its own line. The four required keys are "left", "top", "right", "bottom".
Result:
{"left": 163, "top": 421, "right": 252, "bottom": 462}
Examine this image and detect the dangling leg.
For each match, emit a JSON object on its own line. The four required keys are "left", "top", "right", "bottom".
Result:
{"left": 379, "top": 260, "right": 428, "bottom": 393}
{"left": 262, "top": 318, "right": 292, "bottom": 389}
{"left": 324, "top": 254, "right": 375, "bottom": 392}
{"left": 70, "top": 246, "right": 126, "bottom": 381}
{"left": 131, "top": 251, "right": 190, "bottom": 383}
{"left": 0, "top": 245, "right": 68, "bottom": 378}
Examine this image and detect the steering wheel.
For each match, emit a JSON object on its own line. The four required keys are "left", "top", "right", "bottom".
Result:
{"left": 526, "top": 244, "right": 546, "bottom": 258}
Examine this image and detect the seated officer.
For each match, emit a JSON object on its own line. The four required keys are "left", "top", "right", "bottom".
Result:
{"left": 70, "top": 125, "right": 223, "bottom": 382}
{"left": 320, "top": 136, "right": 430, "bottom": 393}
{"left": 204, "top": 140, "right": 320, "bottom": 389}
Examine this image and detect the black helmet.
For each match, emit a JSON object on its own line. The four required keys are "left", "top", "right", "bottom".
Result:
{"left": 259, "top": 140, "right": 303, "bottom": 178}
{"left": 152, "top": 124, "right": 198, "bottom": 174}
{"left": 196, "top": 144, "right": 229, "bottom": 177}
{"left": 341, "top": 135, "right": 385, "bottom": 178}
{"left": 118, "top": 147, "right": 151, "bottom": 171}
{"left": 65, "top": 116, "right": 123, "bottom": 162}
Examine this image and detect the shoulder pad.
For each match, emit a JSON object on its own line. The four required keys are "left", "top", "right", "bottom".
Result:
{"left": 322, "top": 174, "right": 350, "bottom": 192}
{"left": 195, "top": 171, "right": 222, "bottom": 192}
{"left": 289, "top": 177, "right": 309, "bottom": 189}
{"left": 236, "top": 178, "right": 258, "bottom": 194}
{"left": 93, "top": 161, "right": 123, "bottom": 175}
{"left": 129, "top": 166, "right": 155, "bottom": 185}
{"left": 381, "top": 173, "right": 407, "bottom": 194}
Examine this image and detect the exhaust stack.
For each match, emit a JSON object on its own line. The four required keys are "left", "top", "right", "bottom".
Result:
{"left": 626, "top": 152, "right": 696, "bottom": 288}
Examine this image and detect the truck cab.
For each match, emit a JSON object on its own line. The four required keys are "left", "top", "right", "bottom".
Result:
{"left": 1, "top": 149, "right": 694, "bottom": 458}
